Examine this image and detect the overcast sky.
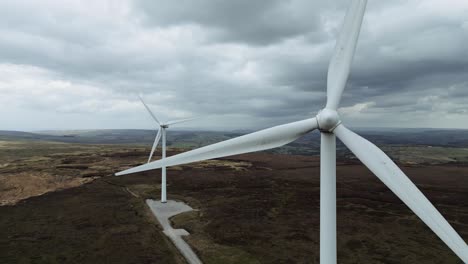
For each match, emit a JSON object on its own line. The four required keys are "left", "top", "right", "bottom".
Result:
{"left": 1, "top": 0, "right": 467, "bottom": 131}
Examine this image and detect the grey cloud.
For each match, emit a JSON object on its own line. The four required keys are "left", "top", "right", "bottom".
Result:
{"left": 0, "top": 0, "right": 468, "bottom": 130}
{"left": 133, "top": 0, "right": 336, "bottom": 45}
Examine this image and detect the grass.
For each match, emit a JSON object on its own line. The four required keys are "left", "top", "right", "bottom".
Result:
{"left": 1, "top": 140, "right": 467, "bottom": 263}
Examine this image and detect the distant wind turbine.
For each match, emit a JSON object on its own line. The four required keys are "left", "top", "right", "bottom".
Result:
{"left": 118, "top": 1, "right": 468, "bottom": 262}
{"left": 138, "top": 95, "right": 196, "bottom": 203}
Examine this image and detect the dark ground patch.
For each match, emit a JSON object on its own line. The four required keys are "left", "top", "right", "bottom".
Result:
{"left": 0, "top": 179, "right": 184, "bottom": 264}
{"left": 1, "top": 147, "right": 467, "bottom": 264}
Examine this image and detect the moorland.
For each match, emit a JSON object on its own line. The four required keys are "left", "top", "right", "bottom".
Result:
{"left": 1, "top": 129, "right": 467, "bottom": 263}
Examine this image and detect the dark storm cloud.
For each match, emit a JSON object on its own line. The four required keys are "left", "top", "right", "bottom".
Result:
{"left": 0, "top": 0, "right": 467, "bottom": 130}
{"left": 133, "top": 0, "right": 335, "bottom": 45}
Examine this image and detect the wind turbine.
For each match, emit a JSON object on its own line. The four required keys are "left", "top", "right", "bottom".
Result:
{"left": 138, "top": 95, "right": 196, "bottom": 203}
{"left": 117, "top": 1, "right": 468, "bottom": 262}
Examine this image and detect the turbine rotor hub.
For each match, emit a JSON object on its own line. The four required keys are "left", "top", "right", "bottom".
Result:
{"left": 317, "top": 108, "right": 341, "bottom": 132}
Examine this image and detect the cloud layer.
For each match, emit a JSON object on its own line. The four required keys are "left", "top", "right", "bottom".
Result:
{"left": 1, "top": 0, "right": 467, "bottom": 131}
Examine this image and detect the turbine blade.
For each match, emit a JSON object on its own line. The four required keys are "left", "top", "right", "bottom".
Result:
{"left": 138, "top": 95, "right": 160, "bottom": 125}
{"left": 148, "top": 128, "right": 162, "bottom": 163}
{"left": 334, "top": 124, "right": 468, "bottom": 262}
{"left": 326, "top": 0, "right": 367, "bottom": 110}
{"left": 165, "top": 117, "right": 197, "bottom": 126}
{"left": 115, "top": 118, "right": 318, "bottom": 176}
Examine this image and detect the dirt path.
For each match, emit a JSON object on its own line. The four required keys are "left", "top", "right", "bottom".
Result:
{"left": 146, "top": 199, "right": 202, "bottom": 264}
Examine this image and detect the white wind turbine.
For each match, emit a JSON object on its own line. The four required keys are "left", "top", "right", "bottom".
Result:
{"left": 117, "top": 1, "right": 468, "bottom": 262}
{"left": 138, "top": 95, "right": 196, "bottom": 203}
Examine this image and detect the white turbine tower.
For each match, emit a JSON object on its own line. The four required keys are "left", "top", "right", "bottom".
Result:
{"left": 118, "top": 1, "right": 468, "bottom": 262}
{"left": 138, "top": 95, "right": 195, "bottom": 203}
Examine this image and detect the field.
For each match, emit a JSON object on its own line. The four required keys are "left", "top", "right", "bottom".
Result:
{"left": 0, "top": 135, "right": 467, "bottom": 263}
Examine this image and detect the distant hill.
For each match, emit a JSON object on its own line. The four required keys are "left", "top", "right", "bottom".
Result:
{"left": 0, "top": 129, "right": 241, "bottom": 146}
{"left": 352, "top": 127, "right": 468, "bottom": 147}
{"left": 1, "top": 128, "right": 468, "bottom": 157}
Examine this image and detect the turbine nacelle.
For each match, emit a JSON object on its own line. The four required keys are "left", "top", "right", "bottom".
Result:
{"left": 317, "top": 108, "right": 341, "bottom": 132}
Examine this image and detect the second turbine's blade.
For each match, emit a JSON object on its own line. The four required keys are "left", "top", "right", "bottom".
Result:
{"left": 165, "top": 117, "right": 197, "bottom": 126}
{"left": 334, "top": 124, "right": 468, "bottom": 262}
{"left": 138, "top": 95, "right": 161, "bottom": 125}
{"left": 148, "top": 128, "right": 162, "bottom": 163}
{"left": 326, "top": 0, "right": 367, "bottom": 110}
{"left": 116, "top": 118, "right": 319, "bottom": 176}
